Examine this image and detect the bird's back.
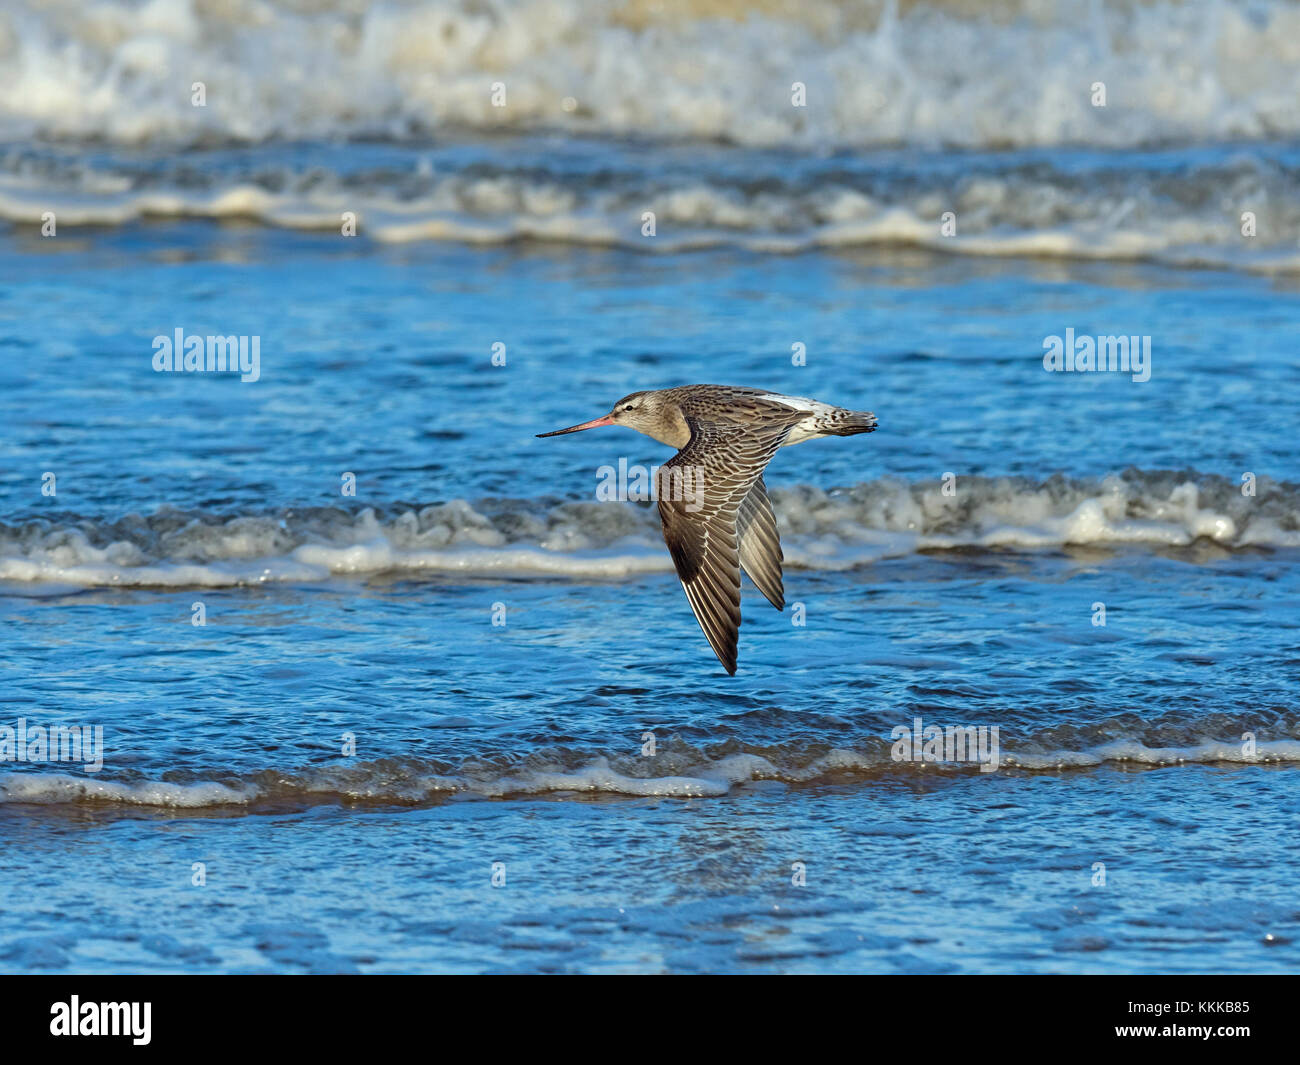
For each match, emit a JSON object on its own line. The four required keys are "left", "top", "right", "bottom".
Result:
{"left": 663, "top": 385, "right": 875, "bottom": 444}
{"left": 664, "top": 384, "right": 810, "bottom": 425}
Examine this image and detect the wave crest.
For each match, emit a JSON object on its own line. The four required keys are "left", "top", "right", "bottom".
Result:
{"left": 2, "top": 470, "right": 1296, "bottom": 588}
{"left": 5, "top": 716, "right": 1299, "bottom": 809}
{"left": 4, "top": 0, "right": 1300, "bottom": 148}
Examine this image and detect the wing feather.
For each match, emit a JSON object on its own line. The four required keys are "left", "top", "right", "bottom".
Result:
{"left": 656, "top": 414, "right": 796, "bottom": 674}
{"left": 736, "top": 477, "right": 784, "bottom": 610}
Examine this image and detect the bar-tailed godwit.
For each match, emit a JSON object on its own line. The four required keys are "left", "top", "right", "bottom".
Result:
{"left": 537, "top": 385, "right": 878, "bottom": 675}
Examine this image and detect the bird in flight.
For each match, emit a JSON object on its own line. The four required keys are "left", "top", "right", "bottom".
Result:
{"left": 537, "top": 384, "right": 878, "bottom": 675}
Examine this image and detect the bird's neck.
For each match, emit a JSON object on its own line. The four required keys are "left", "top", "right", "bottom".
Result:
{"left": 645, "top": 405, "right": 691, "bottom": 449}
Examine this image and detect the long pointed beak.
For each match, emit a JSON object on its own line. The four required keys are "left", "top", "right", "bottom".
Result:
{"left": 536, "top": 414, "right": 615, "bottom": 438}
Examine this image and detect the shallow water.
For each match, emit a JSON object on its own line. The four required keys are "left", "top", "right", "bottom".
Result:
{"left": 1, "top": 0, "right": 1298, "bottom": 974}
{"left": 4, "top": 765, "right": 1299, "bottom": 974}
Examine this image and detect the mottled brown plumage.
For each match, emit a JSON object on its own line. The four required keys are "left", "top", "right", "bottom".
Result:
{"left": 537, "top": 384, "right": 878, "bottom": 674}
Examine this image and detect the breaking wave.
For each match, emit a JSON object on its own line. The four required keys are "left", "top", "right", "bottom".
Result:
{"left": 4, "top": 141, "right": 1300, "bottom": 271}
{"left": 6, "top": 0, "right": 1299, "bottom": 268}
{"left": 3, "top": 0, "right": 1299, "bottom": 149}
{"left": 4, "top": 713, "right": 1298, "bottom": 810}
{"left": 1, "top": 469, "right": 1296, "bottom": 588}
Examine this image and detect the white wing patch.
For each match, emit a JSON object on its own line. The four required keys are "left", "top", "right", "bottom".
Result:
{"left": 758, "top": 392, "right": 822, "bottom": 413}
{"left": 758, "top": 392, "right": 837, "bottom": 445}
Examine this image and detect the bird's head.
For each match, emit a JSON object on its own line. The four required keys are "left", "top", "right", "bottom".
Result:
{"left": 536, "top": 389, "right": 687, "bottom": 447}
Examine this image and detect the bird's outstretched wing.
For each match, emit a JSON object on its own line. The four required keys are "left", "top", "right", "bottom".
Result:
{"left": 736, "top": 476, "right": 784, "bottom": 611}
{"left": 656, "top": 416, "right": 797, "bottom": 674}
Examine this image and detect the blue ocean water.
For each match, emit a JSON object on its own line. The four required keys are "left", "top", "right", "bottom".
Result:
{"left": 1, "top": 0, "right": 1299, "bottom": 973}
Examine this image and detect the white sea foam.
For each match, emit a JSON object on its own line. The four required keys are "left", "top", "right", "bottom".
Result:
{"left": 4, "top": 145, "right": 1300, "bottom": 272}
{"left": 3, "top": 0, "right": 1299, "bottom": 149}
{"left": 0, "top": 472, "right": 1294, "bottom": 588}
{"left": 4, "top": 737, "right": 1299, "bottom": 809}
{"left": 0, "top": 773, "right": 255, "bottom": 806}
{"left": 6, "top": 0, "right": 1299, "bottom": 271}
{"left": 1003, "top": 738, "right": 1300, "bottom": 769}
